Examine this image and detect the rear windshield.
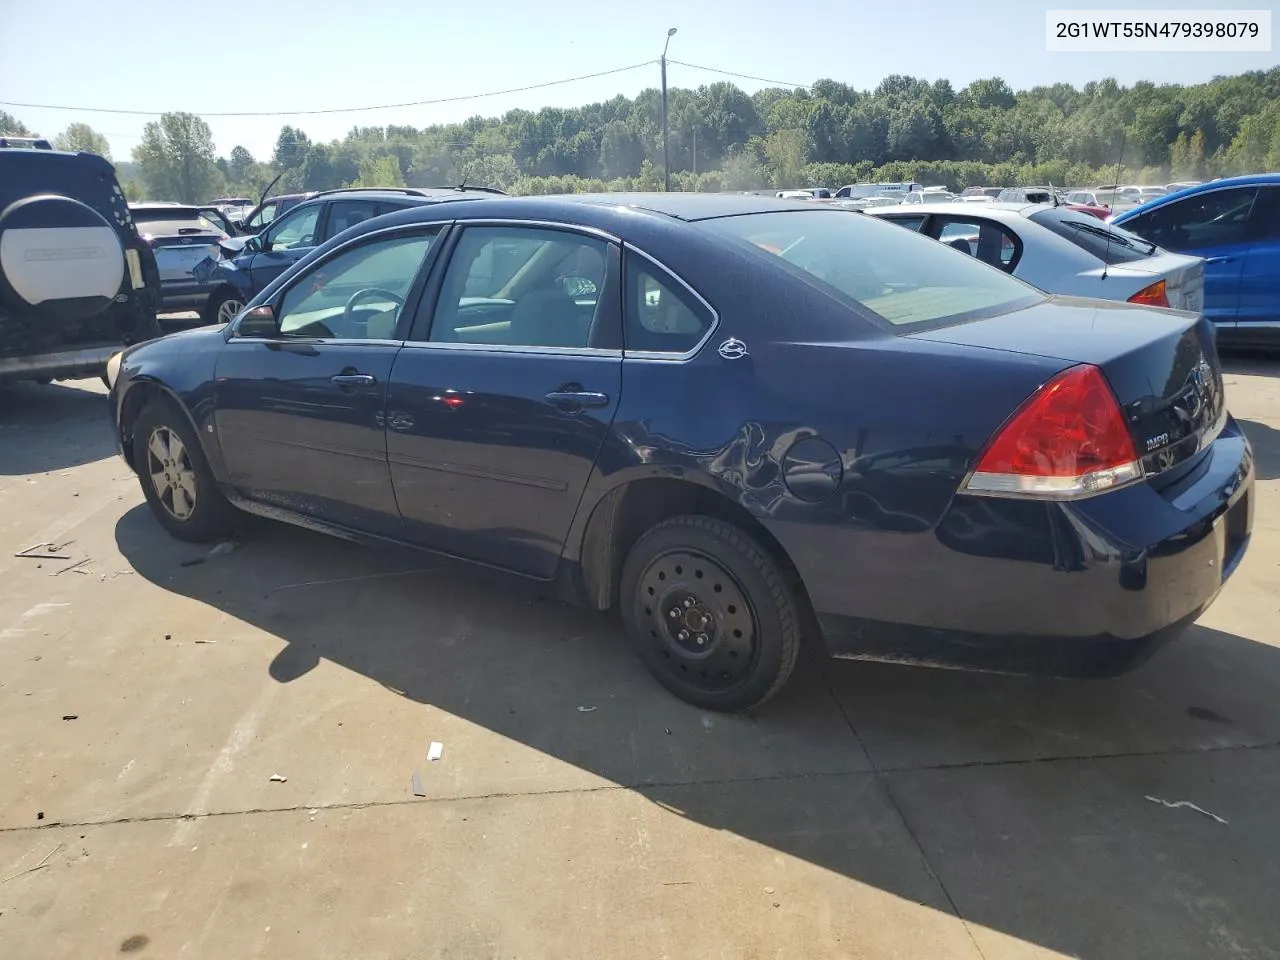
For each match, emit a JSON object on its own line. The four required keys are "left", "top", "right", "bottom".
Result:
{"left": 1028, "top": 208, "right": 1158, "bottom": 265}
{"left": 134, "top": 217, "right": 219, "bottom": 237}
{"left": 131, "top": 206, "right": 200, "bottom": 221}
{"left": 703, "top": 209, "right": 1042, "bottom": 330}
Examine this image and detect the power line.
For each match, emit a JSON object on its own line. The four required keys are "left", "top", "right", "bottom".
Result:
{"left": 0, "top": 60, "right": 658, "bottom": 118}
{"left": 667, "top": 59, "right": 809, "bottom": 90}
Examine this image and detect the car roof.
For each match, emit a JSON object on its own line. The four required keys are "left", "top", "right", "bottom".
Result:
{"left": 521, "top": 192, "right": 821, "bottom": 221}
{"left": 1113, "top": 174, "right": 1280, "bottom": 220}
{"left": 866, "top": 202, "right": 1047, "bottom": 221}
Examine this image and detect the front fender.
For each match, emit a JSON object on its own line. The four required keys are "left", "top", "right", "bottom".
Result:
{"left": 112, "top": 326, "right": 228, "bottom": 480}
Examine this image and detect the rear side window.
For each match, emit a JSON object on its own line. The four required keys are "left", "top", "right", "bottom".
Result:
{"left": 704, "top": 209, "right": 1041, "bottom": 331}
{"left": 879, "top": 215, "right": 926, "bottom": 232}
{"left": 1028, "top": 209, "right": 1157, "bottom": 265}
{"left": 624, "top": 255, "right": 714, "bottom": 354}
{"left": 325, "top": 200, "right": 380, "bottom": 241}
{"left": 933, "top": 218, "right": 1020, "bottom": 272}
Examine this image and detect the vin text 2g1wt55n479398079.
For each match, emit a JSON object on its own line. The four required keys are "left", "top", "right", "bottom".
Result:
{"left": 108, "top": 194, "right": 1253, "bottom": 712}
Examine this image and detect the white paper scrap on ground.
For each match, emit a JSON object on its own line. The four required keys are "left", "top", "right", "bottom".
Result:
{"left": 1145, "top": 795, "right": 1227, "bottom": 824}
{"left": 427, "top": 741, "right": 444, "bottom": 762}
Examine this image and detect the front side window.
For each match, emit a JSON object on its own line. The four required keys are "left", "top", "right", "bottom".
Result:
{"left": 266, "top": 204, "right": 321, "bottom": 251}
{"left": 1126, "top": 187, "right": 1259, "bottom": 252}
{"left": 624, "top": 257, "right": 714, "bottom": 354}
{"left": 704, "top": 209, "right": 1041, "bottom": 330}
{"left": 428, "top": 226, "right": 609, "bottom": 348}
{"left": 274, "top": 231, "right": 437, "bottom": 340}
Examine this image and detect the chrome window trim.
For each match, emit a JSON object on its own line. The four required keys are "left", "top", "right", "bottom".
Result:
{"left": 621, "top": 244, "right": 721, "bottom": 361}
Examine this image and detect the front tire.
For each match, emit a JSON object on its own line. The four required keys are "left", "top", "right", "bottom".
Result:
{"left": 620, "top": 515, "right": 802, "bottom": 712}
{"left": 203, "top": 289, "right": 245, "bottom": 327}
{"left": 132, "top": 399, "right": 238, "bottom": 542}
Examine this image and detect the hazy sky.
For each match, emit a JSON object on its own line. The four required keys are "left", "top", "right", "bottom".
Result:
{"left": 1, "top": 0, "right": 1274, "bottom": 162}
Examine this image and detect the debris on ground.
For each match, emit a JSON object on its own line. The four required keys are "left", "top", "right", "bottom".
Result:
{"left": 427, "top": 741, "right": 444, "bottom": 762}
{"left": 576, "top": 706, "right": 597, "bottom": 713}
{"left": 1144, "top": 795, "right": 1228, "bottom": 824}
{"left": 411, "top": 772, "right": 426, "bottom": 797}
{"left": 54, "top": 558, "right": 91, "bottom": 576}
{"left": 208, "top": 541, "right": 238, "bottom": 557}
{"left": 1, "top": 842, "right": 63, "bottom": 883}
{"left": 61, "top": 715, "right": 77, "bottom": 721}
{"left": 14, "top": 540, "right": 77, "bottom": 560}
{"left": 194, "top": 639, "right": 217, "bottom": 644}
{"left": 268, "top": 774, "right": 288, "bottom": 783}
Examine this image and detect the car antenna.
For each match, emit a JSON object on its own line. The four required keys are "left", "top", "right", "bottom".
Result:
{"left": 1102, "top": 130, "right": 1126, "bottom": 282}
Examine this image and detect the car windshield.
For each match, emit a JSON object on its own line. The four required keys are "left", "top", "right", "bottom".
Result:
{"left": 1028, "top": 208, "right": 1158, "bottom": 265}
{"left": 703, "top": 210, "right": 1042, "bottom": 330}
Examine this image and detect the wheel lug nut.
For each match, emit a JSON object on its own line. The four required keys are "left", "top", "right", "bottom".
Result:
{"left": 696, "top": 634, "right": 708, "bottom": 646}
{"left": 668, "top": 609, "right": 679, "bottom": 619}
{"left": 677, "top": 630, "right": 689, "bottom": 641}
{"left": 683, "top": 598, "right": 693, "bottom": 608}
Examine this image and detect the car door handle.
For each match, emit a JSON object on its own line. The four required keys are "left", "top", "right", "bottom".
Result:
{"left": 331, "top": 373, "right": 376, "bottom": 386}
{"left": 1205, "top": 256, "right": 1234, "bottom": 264}
{"left": 545, "top": 390, "right": 610, "bottom": 409}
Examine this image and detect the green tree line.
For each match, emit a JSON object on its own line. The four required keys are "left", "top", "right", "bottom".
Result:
{"left": 3, "top": 66, "right": 1278, "bottom": 202}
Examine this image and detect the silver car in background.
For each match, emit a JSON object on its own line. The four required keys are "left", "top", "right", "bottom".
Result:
{"left": 129, "top": 203, "right": 230, "bottom": 315}
{"left": 867, "top": 202, "right": 1205, "bottom": 311}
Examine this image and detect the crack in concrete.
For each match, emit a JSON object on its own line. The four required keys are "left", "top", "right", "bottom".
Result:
{"left": 1, "top": 740, "right": 1277, "bottom": 838}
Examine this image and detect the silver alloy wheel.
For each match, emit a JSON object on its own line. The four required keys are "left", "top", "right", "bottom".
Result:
{"left": 216, "top": 298, "right": 245, "bottom": 324}
{"left": 146, "top": 426, "right": 198, "bottom": 521}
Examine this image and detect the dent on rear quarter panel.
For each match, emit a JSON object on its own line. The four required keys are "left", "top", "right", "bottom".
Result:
{"left": 580, "top": 332, "right": 1068, "bottom": 601}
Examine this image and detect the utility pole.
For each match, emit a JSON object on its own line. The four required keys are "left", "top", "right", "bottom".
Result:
{"left": 692, "top": 126, "right": 697, "bottom": 180}
{"left": 661, "top": 27, "right": 677, "bottom": 192}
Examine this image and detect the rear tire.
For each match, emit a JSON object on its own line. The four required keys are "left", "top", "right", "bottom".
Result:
{"left": 620, "top": 515, "right": 802, "bottom": 712}
{"left": 132, "top": 398, "right": 238, "bottom": 542}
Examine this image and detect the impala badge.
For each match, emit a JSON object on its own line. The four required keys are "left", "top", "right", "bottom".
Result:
{"left": 718, "top": 338, "right": 749, "bottom": 360}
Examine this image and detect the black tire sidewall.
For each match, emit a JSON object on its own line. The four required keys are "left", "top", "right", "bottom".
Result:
{"left": 132, "top": 399, "right": 232, "bottom": 542}
{"left": 621, "top": 517, "right": 796, "bottom": 712}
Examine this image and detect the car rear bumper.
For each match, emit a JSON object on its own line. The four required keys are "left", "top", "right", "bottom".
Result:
{"left": 808, "top": 419, "right": 1254, "bottom": 677}
{"left": 157, "top": 279, "right": 216, "bottom": 311}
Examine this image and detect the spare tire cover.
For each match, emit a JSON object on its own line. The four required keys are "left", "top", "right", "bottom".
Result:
{"left": 0, "top": 194, "right": 126, "bottom": 321}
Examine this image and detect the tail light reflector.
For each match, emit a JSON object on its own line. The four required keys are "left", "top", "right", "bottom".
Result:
{"left": 1127, "top": 279, "right": 1169, "bottom": 308}
{"left": 964, "top": 364, "right": 1141, "bottom": 499}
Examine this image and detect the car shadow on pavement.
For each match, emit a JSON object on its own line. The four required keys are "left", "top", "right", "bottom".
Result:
{"left": 0, "top": 381, "right": 116, "bottom": 474}
{"left": 114, "top": 506, "right": 1280, "bottom": 959}
{"left": 1238, "top": 418, "right": 1280, "bottom": 481}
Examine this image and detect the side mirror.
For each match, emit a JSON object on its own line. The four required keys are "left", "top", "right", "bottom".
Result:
{"left": 245, "top": 234, "right": 265, "bottom": 253}
{"left": 235, "top": 304, "right": 278, "bottom": 338}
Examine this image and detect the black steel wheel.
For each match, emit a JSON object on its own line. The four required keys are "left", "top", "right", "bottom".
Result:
{"left": 621, "top": 515, "right": 801, "bottom": 712}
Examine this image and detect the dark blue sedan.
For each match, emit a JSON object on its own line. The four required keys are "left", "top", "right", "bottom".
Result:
{"left": 107, "top": 194, "right": 1254, "bottom": 711}
{"left": 1112, "top": 174, "right": 1280, "bottom": 348}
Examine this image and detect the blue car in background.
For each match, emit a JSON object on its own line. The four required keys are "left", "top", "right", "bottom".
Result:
{"left": 1112, "top": 174, "right": 1280, "bottom": 349}
{"left": 193, "top": 186, "right": 502, "bottom": 325}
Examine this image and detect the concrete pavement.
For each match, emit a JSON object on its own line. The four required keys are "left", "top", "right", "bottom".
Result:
{"left": 1, "top": 362, "right": 1277, "bottom": 959}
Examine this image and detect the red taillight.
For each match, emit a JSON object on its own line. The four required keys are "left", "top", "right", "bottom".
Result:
{"left": 965, "top": 364, "right": 1141, "bottom": 499}
{"left": 1127, "top": 279, "right": 1169, "bottom": 308}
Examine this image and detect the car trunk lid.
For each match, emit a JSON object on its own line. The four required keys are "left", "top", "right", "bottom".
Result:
{"left": 1103, "top": 252, "right": 1205, "bottom": 312}
{"left": 911, "top": 296, "right": 1226, "bottom": 480}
